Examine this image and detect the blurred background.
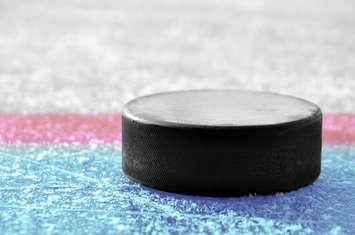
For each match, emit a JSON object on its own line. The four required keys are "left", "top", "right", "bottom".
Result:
{"left": 0, "top": 0, "right": 354, "bottom": 113}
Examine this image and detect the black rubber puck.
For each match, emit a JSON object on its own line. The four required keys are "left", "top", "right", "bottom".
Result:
{"left": 122, "top": 90, "right": 322, "bottom": 196}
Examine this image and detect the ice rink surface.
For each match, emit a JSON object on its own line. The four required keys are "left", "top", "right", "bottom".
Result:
{"left": 0, "top": 113, "right": 353, "bottom": 234}
{"left": 0, "top": 0, "right": 354, "bottom": 112}
{"left": 0, "top": 144, "right": 354, "bottom": 234}
{"left": 0, "top": 1, "right": 354, "bottom": 234}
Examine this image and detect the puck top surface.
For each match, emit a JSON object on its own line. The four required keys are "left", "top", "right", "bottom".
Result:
{"left": 123, "top": 90, "right": 320, "bottom": 127}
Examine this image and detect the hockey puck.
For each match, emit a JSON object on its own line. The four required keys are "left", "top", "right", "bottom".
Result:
{"left": 122, "top": 90, "right": 322, "bottom": 196}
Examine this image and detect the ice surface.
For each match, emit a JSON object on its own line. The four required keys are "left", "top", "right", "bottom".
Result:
{"left": 0, "top": 145, "right": 354, "bottom": 234}
{"left": 0, "top": 0, "right": 354, "bottom": 113}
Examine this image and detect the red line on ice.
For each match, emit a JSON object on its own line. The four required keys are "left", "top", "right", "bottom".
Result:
{"left": 0, "top": 113, "right": 121, "bottom": 144}
{"left": 0, "top": 113, "right": 352, "bottom": 144}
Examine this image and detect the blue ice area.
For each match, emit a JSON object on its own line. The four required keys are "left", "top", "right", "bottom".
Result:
{"left": 0, "top": 144, "right": 354, "bottom": 235}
